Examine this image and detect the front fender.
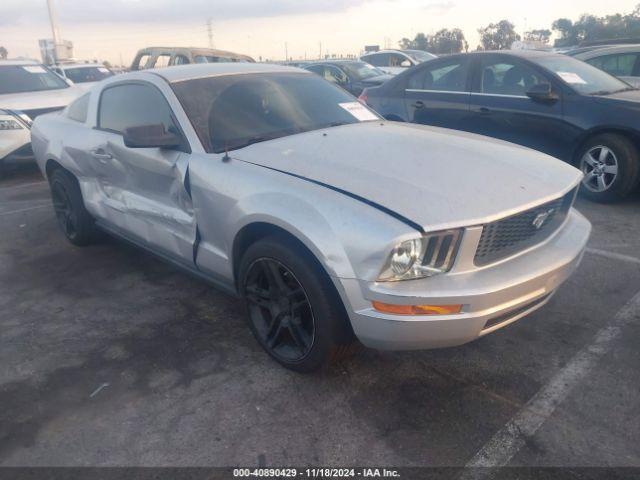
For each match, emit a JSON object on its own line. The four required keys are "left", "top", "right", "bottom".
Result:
{"left": 227, "top": 192, "right": 356, "bottom": 279}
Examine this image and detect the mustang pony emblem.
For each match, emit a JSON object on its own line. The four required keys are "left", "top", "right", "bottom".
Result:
{"left": 532, "top": 209, "right": 555, "bottom": 230}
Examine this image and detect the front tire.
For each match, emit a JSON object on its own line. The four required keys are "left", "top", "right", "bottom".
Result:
{"left": 49, "top": 169, "right": 98, "bottom": 246}
{"left": 238, "top": 235, "right": 355, "bottom": 372}
{"left": 577, "top": 133, "right": 640, "bottom": 203}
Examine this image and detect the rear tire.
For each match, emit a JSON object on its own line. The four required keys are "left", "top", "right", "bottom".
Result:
{"left": 49, "top": 169, "right": 98, "bottom": 246}
{"left": 238, "top": 234, "right": 355, "bottom": 372}
{"left": 577, "top": 133, "right": 640, "bottom": 203}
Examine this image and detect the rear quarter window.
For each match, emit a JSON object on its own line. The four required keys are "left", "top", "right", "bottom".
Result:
{"left": 67, "top": 93, "right": 90, "bottom": 123}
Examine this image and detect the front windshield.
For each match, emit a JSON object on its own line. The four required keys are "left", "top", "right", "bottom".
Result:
{"left": 172, "top": 72, "right": 380, "bottom": 153}
{"left": 340, "top": 62, "right": 386, "bottom": 80}
{"left": 0, "top": 65, "right": 69, "bottom": 94}
{"left": 404, "top": 50, "right": 436, "bottom": 63}
{"left": 64, "top": 66, "right": 114, "bottom": 83}
{"left": 533, "top": 55, "right": 631, "bottom": 95}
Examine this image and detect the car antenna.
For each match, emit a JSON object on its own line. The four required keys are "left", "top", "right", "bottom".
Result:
{"left": 222, "top": 142, "right": 231, "bottom": 163}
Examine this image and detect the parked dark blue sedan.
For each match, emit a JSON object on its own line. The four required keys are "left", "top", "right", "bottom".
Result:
{"left": 361, "top": 50, "right": 640, "bottom": 202}
{"left": 304, "top": 60, "right": 393, "bottom": 97}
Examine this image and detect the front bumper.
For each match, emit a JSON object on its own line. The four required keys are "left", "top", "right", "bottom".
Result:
{"left": 1, "top": 128, "right": 33, "bottom": 165}
{"left": 338, "top": 209, "right": 591, "bottom": 350}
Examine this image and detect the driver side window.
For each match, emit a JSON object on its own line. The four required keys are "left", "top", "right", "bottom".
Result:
{"left": 388, "top": 53, "right": 407, "bottom": 67}
{"left": 364, "top": 53, "right": 389, "bottom": 67}
{"left": 480, "top": 59, "right": 547, "bottom": 96}
{"left": 324, "top": 66, "right": 348, "bottom": 84}
{"left": 408, "top": 58, "right": 470, "bottom": 92}
{"left": 98, "top": 83, "right": 178, "bottom": 136}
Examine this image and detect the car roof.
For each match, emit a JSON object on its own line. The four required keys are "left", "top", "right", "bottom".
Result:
{"left": 138, "top": 62, "right": 310, "bottom": 83}
{"left": 58, "top": 63, "right": 108, "bottom": 69}
{"left": 571, "top": 44, "right": 640, "bottom": 59}
{"left": 307, "top": 59, "right": 365, "bottom": 65}
{"left": 362, "top": 50, "right": 408, "bottom": 55}
{"left": 136, "top": 46, "right": 254, "bottom": 61}
{"left": 0, "top": 59, "right": 39, "bottom": 66}
{"left": 477, "top": 49, "right": 560, "bottom": 58}
{"left": 429, "top": 50, "right": 564, "bottom": 62}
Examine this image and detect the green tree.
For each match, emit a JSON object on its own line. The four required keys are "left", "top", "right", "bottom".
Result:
{"left": 524, "top": 29, "right": 552, "bottom": 44}
{"left": 478, "top": 20, "right": 521, "bottom": 50}
{"left": 102, "top": 60, "right": 112, "bottom": 69}
{"left": 552, "top": 4, "right": 640, "bottom": 47}
{"left": 0, "top": 46, "right": 7, "bottom": 59}
{"left": 431, "top": 28, "right": 469, "bottom": 54}
{"left": 398, "top": 29, "right": 468, "bottom": 54}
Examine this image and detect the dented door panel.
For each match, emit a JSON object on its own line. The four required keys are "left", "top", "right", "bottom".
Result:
{"left": 87, "top": 130, "right": 197, "bottom": 263}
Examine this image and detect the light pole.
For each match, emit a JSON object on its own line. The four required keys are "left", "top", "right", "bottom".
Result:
{"left": 46, "top": 0, "right": 61, "bottom": 63}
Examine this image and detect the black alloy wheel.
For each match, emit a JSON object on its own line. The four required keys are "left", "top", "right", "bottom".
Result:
{"left": 244, "top": 258, "right": 315, "bottom": 363}
{"left": 51, "top": 180, "right": 79, "bottom": 241}
{"left": 49, "top": 169, "right": 98, "bottom": 246}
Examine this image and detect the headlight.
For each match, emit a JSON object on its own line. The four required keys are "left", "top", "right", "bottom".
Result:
{"left": 0, "top": 117, "right": 24, "bottom": 130}
{"left": 378, "top": 229, "right": 462, "bottom": 282}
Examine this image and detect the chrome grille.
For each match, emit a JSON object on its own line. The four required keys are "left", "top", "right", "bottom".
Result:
{"left": 474, "top": 189, "right": 576, "bottom": 267}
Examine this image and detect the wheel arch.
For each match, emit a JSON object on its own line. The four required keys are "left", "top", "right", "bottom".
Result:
{"left": 231, "top": 221, "right": 340, "bottom": 290}
{"left": 572, "top": 127, "right": 640, "bottom": 166}
{"left": 231, "top": 221, "right": 355, "bottom": 342}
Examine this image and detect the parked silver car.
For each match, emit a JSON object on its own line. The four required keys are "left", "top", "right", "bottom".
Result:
{"left": 360, "top": 49, "right": 436, "bottom": 75}
{"left": 569, "top": 45, "right": 640, "bottom": 88}
{"left": 31, "top": 63, "right": 591, "bottom": 371}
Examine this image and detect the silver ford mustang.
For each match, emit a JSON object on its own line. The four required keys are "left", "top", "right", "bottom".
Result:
{"left": 31, "top": 63, "right": 591, "bottom": 372}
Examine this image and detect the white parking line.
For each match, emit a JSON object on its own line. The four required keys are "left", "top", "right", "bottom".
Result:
{"left": 0, "top": 204, "right": 51, "bottom": 217}
{"left": 0, "top": 181, "right": 46, "bottom": 191}
{"left": 586, "top": 247, "right": 640, "bottom": 266}
{"left": 460, "top": 289, "right": 640, "bottom": 478}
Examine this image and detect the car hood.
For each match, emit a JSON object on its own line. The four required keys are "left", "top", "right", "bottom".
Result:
{"left": 0, "top": 86, "right": 83, "bottom": 111}
{"left": 233, "top": 122, "right": 582, "bottom": 231}
{"left": 592, "top": 88, "right": 640, "bottom": 105}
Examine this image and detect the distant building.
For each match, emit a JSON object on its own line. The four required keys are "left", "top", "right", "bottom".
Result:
{"left": 38, "top": 39, "right": 74, "bottom": 64}
{"left": 364, "top": 45, "right": 380, "bottom": 53}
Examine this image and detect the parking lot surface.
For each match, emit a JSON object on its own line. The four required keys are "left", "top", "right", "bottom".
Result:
{"left": 1, "top": 165, "right": 639, "bottom": 469}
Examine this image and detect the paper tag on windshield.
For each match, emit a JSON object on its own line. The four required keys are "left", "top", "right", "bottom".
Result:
{"left": 98, "top": 67, "right": 109, "bottom": 73}
{"left": 557, "top": 71, "right": 587, "bottom": 84}
{"left": 22, "top": 66, "right": 46, "bottom": 74}
{"left": 339, "top": 102, "right": 378, "bottom": 121}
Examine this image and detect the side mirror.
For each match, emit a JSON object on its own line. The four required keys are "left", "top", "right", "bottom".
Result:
{"left": 123, "top": 124, "right": 182, "bottom": 149}
{"left": 400, "top": 60, "right": 412, "bottom": 68}
{"left": 526, "top": 83, "right": 558, "bottom": 102}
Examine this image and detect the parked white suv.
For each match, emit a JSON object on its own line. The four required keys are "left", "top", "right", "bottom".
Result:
{"left": 0, "top": 60, "right": 83, "bottom": 173}
{"left": 360, "top": 49, "right": 436, "bottom": 75}
{"left": 52, "top": 63, "right": 115, "bottom": 91}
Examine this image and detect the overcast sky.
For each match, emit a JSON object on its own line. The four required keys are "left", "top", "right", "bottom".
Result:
{"left": 0, "top": 0, "right": 635, "bottom": 65}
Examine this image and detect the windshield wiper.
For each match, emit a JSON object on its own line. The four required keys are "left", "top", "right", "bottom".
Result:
{"left": 224, "top": 135, "right": 269, "bottom": 152}
{"left": 220, "top": 127, "right": 306, "bottom": 153}
{"left": 613, "top": 86, "right": 637, "bottom": 93}
{"left": 590, "top": 87, "right": 636, "bottom": 96}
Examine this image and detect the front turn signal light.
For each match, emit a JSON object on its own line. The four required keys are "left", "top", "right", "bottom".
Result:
{"left": 372, "top": 301, "right": 463, "bottom": 316}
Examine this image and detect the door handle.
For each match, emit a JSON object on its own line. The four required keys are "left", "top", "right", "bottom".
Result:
{"left": 412, "top": 100, "right": 425, "bottom": 109}
{"left": 477, "top": 107, "right": 492, "bottom": 115}
{"left": 90, "top": 149, "right": 112, "bottom": 163}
